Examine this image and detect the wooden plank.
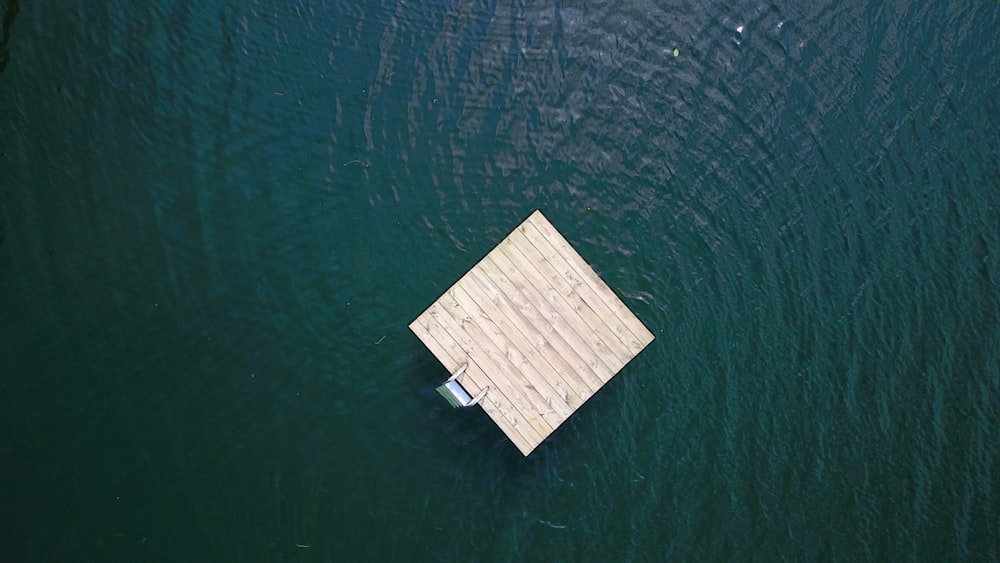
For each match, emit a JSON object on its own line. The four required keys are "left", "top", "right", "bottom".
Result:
{"left": 522, "top": 213, "right": 655, "bottom": 351}
{"left": 409, "top": 311, "right": 541, "bottom": 451}
{"left": 460, "top": 270, "right": 599, "bottom": 402}
{"left": 447, "top": 280, "right": 579, "bottom": 419}
{"left": 412, "top": 305, "right": 544, "bottom": 448}
{"left": 417, "top": 318, "right": 542, "bottom": 455}
{"left": 454, "top": 275, "right": 591, "bottom": 409}
{"left": 527, "top": 211, "right": 655, "bottom": 348}
{"left": 409, "top": 313, "right": 539, "bottom": 454}
{"left": 410, "top": 210, "right": 654, "bottom": 455}
{"left": 426, "top": 297, "right": 556, "bottom": 446}
{"left": 474, "top": 254, "right": 612, "bottom": 390}
{"left": 429, "top": 294, "right": 557, "bottom": 440}
{"left": 520, "top": 216, "right": 645, "bottom": 351}
{"left": 489, "top": 246, "right": 624, "bottom": 376}
{"left": 501, "top": 231, "right": 635, "bottom": 370}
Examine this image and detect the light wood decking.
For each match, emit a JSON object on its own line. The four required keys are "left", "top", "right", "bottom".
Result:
{"left": 409, "top": 210, "right": 654, "bottom": 455}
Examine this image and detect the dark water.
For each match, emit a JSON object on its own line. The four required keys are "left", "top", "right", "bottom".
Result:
{"left": 2, "top": 0, "right": 998, "bottom": 560}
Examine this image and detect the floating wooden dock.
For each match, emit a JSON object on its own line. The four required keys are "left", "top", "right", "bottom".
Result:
{"left": 409, "top": 210, "right": 654, "bottom": 455}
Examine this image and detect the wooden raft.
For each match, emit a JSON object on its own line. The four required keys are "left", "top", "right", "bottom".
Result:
{"left": 409, "top": 210, "right": 655, "bottom": 455}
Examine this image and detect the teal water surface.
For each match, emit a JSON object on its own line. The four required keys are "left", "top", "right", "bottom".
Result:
{"left": 2, "top": 0, "right": 998, "bottom": 560}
